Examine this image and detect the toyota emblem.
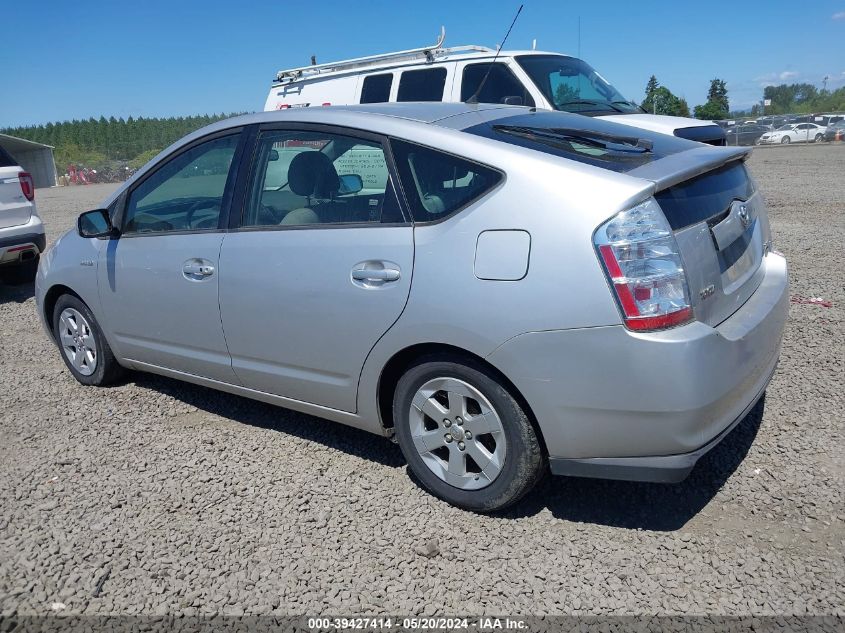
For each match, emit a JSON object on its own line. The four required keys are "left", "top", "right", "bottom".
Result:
{"left": 738, "top": 204, "right": 750, "bottom": 228}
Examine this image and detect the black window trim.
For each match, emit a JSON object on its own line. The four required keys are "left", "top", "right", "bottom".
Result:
{"left": 113, "top": 126, "right": 248, "bottom": 238}
{"left": 228, "top": 121, "right": 413, "bottom": 233}
{"left": 388, "top": 137, "right": 506, "bottom": 226}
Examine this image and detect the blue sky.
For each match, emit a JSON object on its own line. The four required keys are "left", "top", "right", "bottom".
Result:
{"left": 4, "top": 0, "right": 844, "bottom": 127}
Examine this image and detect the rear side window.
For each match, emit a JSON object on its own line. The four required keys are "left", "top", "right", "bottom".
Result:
{"left": 461, "top": 63, "right": 535, "bottom": 106}
{"left": 0, "top": 145, "right": 18, "bottom": 167}
{"left": 360, "top": 74, "right": 393, "bottom": 103}
{"left": 391, "top": 140, "right": 502, "bottom": 222}
{"left": 397, "top": 67, "right": 447, "bottom": 102}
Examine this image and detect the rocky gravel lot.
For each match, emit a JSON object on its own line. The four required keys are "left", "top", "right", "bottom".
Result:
{"left": 1, "top": 144, "right": 843, "bottom": 618}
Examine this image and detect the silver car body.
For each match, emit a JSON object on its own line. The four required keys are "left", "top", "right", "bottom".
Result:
{"left": 36, "top": 103, "right": 788, "bottom": 482}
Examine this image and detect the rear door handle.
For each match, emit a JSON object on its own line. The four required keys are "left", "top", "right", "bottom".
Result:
{"left": 351, "top": 268, "right": 400, "bottom": 282}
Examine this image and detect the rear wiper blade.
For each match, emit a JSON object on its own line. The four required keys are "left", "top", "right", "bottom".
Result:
{"left": 493, "top": 125, "right": 653, "bottom": 153}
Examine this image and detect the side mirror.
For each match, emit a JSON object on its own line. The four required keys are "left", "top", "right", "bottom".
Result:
{"left": 502, "top": 96, "right": 524, "bottom": 106}
{"left": 337, "top": 174, "right": 363, "bottom": 195}
{"left": 78, "top": 209, "right": 117, "bottom": 238}
{"left": 268, "top": 149, "right": 280, "bottom": 161}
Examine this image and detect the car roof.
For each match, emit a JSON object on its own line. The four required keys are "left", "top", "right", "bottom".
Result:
{"left": 215, "top": 102, "right": 530, "bottom": 130}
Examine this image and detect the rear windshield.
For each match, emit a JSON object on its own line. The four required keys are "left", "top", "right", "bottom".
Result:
{"left": 655, "top": 161, "right": 754, "bottom": 230}
{"left": 0, "top": 145, "right": 19, "bottom": 167}
{"left": 465, "top": 110, "right": 696, "bottom": 173}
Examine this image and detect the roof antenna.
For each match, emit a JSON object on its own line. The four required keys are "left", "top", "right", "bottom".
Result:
{"left": 466, "top": 4, "right": 523, "bottom": 104}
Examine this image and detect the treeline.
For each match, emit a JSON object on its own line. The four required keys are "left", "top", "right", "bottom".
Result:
{"left": 1, "top": 113, "right": 246, "bottom": 171}
{"left": 640, "top": 75, "right": 845, "bottom": 120}
{"left": 755, "top": 84, "right": 845, "bottom": 116}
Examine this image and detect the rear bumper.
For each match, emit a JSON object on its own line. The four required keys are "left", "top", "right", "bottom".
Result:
{"left": 0, "top": 216, "right": 46, "bottom": 265}
{"left": 487, "top": 252, "right": 788, "bottom": 482}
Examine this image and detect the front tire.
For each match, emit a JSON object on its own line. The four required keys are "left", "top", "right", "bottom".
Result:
{"left": 781, "top": 136, "right": 791, "bottom": 144}
{"left": 393, "top": 355, "right": 545, "bottom": 512}
{"left": 53, "top": 294, "right": 125, "bottom": 386}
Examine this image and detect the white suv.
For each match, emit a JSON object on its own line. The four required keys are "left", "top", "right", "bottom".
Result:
{"left": 0, "top": 145, "right": 45, "bottom": 284}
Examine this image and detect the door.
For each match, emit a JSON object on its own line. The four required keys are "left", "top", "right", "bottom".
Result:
{"left": 795, "top": 124, "right": 810, "bottom": 143}
{"left": 218, "top": 127, "right": 413, "bottom": 412}
{"left": 98, "top": 132, "right": 243, "bottom": 382}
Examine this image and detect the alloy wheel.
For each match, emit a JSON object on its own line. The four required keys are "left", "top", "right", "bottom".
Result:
{"left": 59, "top": 308, "right": 98, "bottom": 376}
{"left": 408, "top": 377, "right": 506, "bottom": 490}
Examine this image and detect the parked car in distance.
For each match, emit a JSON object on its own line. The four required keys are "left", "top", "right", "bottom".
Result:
{"left": 264, "top": 29, "right": 726, "bottom": 146}
{"left": 725, "top": 124, "right": 771, "bottom": 146}
{"left": 0, "top": 145, "right": 44, "bottom": 284}
{"left": 758, "top": 123, "right": 826, "bottom": 144}
{"left": 36, "top": 104, "right": 788, "bottom": 511}
{"left": 823, "top": 120, "right": 845, "bottom": 142}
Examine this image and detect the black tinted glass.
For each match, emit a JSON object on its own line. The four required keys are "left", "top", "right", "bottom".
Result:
{"left": 0, "top": 145, "right": 18, "bottom": 167}
{"left": 465, "top": 111, "right": 696, "bottom": 174}
{"left": 391, "top": 140, "right": 502, "bottom": 222}
{"left": 361, "top": 74, "right": 393, "bottom": 104}
{"left": 397, "top": 67, "right": 447, "bottom": 102}
{"left": 461, "top": 63, "right": 535, "bottom": 106}
{"left": 655, "top": 161, "right": 754, "bottom": 230}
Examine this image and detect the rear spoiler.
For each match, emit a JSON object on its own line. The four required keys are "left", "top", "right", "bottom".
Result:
{"left": 627, "top": 146, "right": 751, "bottom": 192}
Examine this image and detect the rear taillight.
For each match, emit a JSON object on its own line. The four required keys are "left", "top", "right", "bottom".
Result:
{"left": 594, "top": 198, "right": 692, "bottom": 331}
{"left": 19, "top": 172, "right": 34, "bottom": 201}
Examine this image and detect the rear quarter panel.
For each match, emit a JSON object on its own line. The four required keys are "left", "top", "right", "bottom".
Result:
{"left": 354, "top": 128, "right": 652, "bottom": 425}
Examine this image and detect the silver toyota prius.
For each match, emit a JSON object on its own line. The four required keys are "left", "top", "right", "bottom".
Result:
{"left": 36, "top": 103, "right": 788, "bottom": 511}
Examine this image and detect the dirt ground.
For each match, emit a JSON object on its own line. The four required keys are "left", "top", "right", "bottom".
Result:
{"left": 0, "top": 143, "right": 843, "bottom": 617}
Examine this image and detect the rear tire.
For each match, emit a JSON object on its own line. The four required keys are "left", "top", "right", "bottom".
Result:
{"left": 393, "top": 354, "right": 545, "bottom": 512}
{"left": 0, "top": 255, "right": 38, "bottom": 285}
{"left": 53, "top": 294, "right": 126, "bottom": 386}
{"left": 814, "top": 133, "right": 823, "bottom": 143}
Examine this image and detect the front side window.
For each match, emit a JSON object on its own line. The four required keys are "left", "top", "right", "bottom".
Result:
{"left": 516, "top": 55, "right": 638, "bottom": 115}
{"left": 360, "top": 74, "right": 393, "bottom": 104}
{"left": 461, "top": 63, "right": 535, "bottom": 107}
{"left": 123, "top": 135, "right": 239, "bottom": 234}
{"left": 243, "top": 130, "right": 403, "bottom": 227}
{"left": 397, "top": 67, "right": 447, "bottom": 102}
{"left": 391, "top": 140, "right": 502, "bottom": 222}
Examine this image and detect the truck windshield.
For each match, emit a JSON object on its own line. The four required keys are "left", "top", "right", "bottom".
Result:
{"left": 516, "top": 55, "right": 641, "bottom": 115}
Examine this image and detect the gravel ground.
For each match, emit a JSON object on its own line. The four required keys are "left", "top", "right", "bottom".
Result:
{"left": 1, "top": 144, "right": 843, "bottom": 617}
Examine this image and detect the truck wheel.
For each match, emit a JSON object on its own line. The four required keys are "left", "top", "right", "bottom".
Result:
{"left": 393, "top": 355, "right": 545, "bottom": 512}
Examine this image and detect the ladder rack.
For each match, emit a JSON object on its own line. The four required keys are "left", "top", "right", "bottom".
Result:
{"left": 274, "top": 27, "right": 494, "bottom": 83}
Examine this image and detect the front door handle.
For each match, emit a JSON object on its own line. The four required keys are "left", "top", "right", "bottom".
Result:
{"left": 183, "top": 259, "right": 215, "bottom": 280}
{"left": 351, "top": 268, "right": 400, "bottom": 282}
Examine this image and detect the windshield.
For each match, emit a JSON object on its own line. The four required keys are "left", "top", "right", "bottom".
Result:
{"left": 776, "top": 125, "right": 794, "bottom": 131}
{"left": 516, "top": 55, "right": 641, "bottom": 115}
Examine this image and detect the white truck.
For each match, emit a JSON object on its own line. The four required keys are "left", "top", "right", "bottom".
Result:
{"left": 263, "top": 29, "right": 725, "bottom": 146}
